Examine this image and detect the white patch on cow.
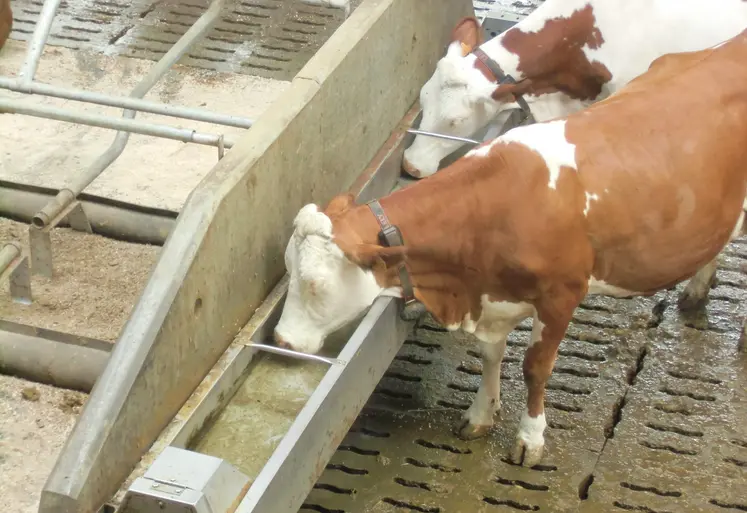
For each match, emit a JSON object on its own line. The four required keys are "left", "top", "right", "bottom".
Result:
{"left": 584, "top": 192, "right": 599, "bottom": 216}
{"left": 587, "top": 277, "right": 638, "bottom": 298}
{"left": 513, "top": 0, "right": 593, "bottom": 33}
{"left": 497, "top": 121, "right": 577, "bottom": 189}
{"left": 274, "top": 205, "right": 385, "bottom": 354}
{"left": 517, "top": 409, "right": 547, "bottom": 447}
{"left": 470, "top": 296, "right": 534, "bottom": 343}
{"left": 529, "top": 313, "right": 545, "bottom": 347}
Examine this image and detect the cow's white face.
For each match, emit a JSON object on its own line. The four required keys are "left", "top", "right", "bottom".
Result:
{"left": 403, "top": 42, "right": 502, "bottom": 178}
{"left": 273, "top": 204, "right": 383, "bottom": 354}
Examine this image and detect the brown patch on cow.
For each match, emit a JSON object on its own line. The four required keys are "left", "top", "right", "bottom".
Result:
{"left": 497, "top": 4, "right": 612, "bottom": 101}
{"left": 0, "top": 0, "right": 12, "bottom": 51}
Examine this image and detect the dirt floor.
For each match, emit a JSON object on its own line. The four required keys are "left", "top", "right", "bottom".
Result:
{"left": 0, "top": 217, "right": 160, "bottom": 341}
{"left": 0, "top": 374, "right": 87, "bottom": 513}
{"left": 0, "top": 39, "right": 290, "bottom": 211}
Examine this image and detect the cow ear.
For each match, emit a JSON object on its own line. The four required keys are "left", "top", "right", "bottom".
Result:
{"left": 324, "top": 193, "right": 355, "bottom": 217}
{"left": 451, "top": 17, "right": 484, "bottom": 55}
{"left": 344, "top": 243, "right": 407, "bottom": 270}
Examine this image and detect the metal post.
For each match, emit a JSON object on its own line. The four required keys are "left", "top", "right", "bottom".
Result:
{"left": 0, "top": 78, "right": 254, "bottom": 129}
{"left": 0, "top": 242, "right": 20, "bottom": 272}
{"left": 17, "top": 0, "right": 63, "bottom": 85}
{"left": 29, "top": 0, "right": 229, "bottom": 230}
{"left": 0, "top": 242, "right": 32, "bottom": 304}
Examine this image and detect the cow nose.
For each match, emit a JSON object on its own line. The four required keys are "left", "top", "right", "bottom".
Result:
{"left": 402, "top": 156, "right": 422, "bottom": 178}
{"left": 274, "top": 330, "right": 292, "bottom": 350}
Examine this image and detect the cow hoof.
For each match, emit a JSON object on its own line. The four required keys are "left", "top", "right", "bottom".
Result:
{"left": 510, "top": 438, "right": 544, "bottom": 467}
{"left": 677, "top": 289, "right": 707, "bottom": 312}
{"left": 455, "top": 419, "right": 492, "bottom": 440}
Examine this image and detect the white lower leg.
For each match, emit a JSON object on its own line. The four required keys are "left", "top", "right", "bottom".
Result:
{"left": 465, "top": 340, "right": 506, "bottom": 426}
{"left": 516, "top": 408, "right": 547, "bottom": 449}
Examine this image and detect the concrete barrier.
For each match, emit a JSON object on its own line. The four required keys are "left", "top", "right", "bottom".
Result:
{"left": 38, "top": 1, "right": 474, "bottom": 512}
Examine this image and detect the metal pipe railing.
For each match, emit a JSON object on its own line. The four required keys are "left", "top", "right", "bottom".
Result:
{"left": 0, "top": 77, "right": 254, "bottom": 129}
{"left": 17, "top": 0, "right": 62, "bottom": 85}
{"left": 0, "top": 99, "right": 235, "bottom": 148}
{"left": 29, "top": 0, "right": 229, "bottom": 228}
{"left": 0, "top": 242, "right": 21, "bottom": 274}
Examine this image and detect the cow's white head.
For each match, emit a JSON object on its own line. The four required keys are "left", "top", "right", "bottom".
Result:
{"left": 403, "top": 18, "right": 514, "bottom": 178}
{"left": 273, "top": 200, "right": 390, "bottom": 354}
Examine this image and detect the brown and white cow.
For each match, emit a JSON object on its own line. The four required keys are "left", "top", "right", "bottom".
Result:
{"left": 403, "top": 0, "right": 747, "bottom": 179}
{"left": 0, "top": 0, "right": 12, "bottom": 51}
{"left": 405, "top": 0, "right": 747, "bottom": 315}
{"left": 274, "top": 30, "right": 747, "bottom": 466}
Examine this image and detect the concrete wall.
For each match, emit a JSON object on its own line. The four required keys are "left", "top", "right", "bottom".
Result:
{"left": 39, "top": 1, "right": 474, "bottom": 512}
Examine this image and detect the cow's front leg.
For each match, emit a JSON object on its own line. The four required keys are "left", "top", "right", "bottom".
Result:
{"left": 511, "top": 299, "right": 577, "bottom": 467}
{"left": 457, "top": 339, "right": 507, "bottom": 440}
{"left": 678, "top": 257, "right": 719, "bottom": 311}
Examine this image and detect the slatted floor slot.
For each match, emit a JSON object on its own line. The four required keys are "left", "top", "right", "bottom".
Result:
{"left": 8, "top": 0, "right": 358, "bottom": 80}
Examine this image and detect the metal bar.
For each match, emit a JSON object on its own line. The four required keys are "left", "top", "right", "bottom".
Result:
{"left": 0, "top": 320, "right": 112, "bottom": 392}
{"left": 0, "top": 99, "right": 234, "bottom": 148}
{"left": 0, "top": 181, "right": 176, "bottom": 245}
{"left": 245, "top": 343, "right": 342, "bottom": 365}
{"left": 26, "top": 0, "right": 228, "bottom": 230}
{"left": 0, "top": 242, "right": 20, "bottom": 273}
{"left": 17, "top": 0, "right": 62, "bottom": 84}
{"left": 0, "top": 78, "right": 254, "bottom": 129}
{"left": 236, "top": 297, "right": 412, "bottom": 513}
{"left": 406, "top": 128, "right": 480, "bottom": 145}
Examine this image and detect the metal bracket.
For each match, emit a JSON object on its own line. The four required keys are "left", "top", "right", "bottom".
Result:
{"left": 118, "top": 446, "right": 251, "bottom": 513}
{"left": 0, "top": 243, "right": 32, "bottom": 304}
{"left": 29, "top": 200, "right": 92, "bottom": 278}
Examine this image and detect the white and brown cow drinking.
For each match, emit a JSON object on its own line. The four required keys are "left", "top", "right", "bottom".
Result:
{"left": 403, "top": 0, "right": 747, "bottom": 179}
{"left": 274, "top": 30, "right": 747, "bottom": 466}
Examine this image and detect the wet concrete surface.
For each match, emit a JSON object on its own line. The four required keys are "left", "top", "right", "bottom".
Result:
{"left": 9, "top": 0, "right": 359, "bottom": 80}
{"left": 301, "top": 241, "right": 747, "bottom": 512}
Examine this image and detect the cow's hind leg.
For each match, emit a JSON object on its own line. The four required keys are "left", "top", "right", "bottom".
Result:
{"left": 678, "top": 257, "right": 719, "bottom": 311}
{"left": 679, "top": 206, "right": 747, "bottom": 311}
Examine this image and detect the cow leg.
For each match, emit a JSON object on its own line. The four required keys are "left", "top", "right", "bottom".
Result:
{"left": 678, "top": 257, "right": 718, "bottom": 311}
{"left": 511, "top": 293, "right": 580, "bottom": 467}
{"left": 457, "top": 339, "right": 508, "bottom": 440}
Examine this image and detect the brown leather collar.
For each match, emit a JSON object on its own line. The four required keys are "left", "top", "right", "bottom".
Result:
{"left": 473, "top": 48, "right": 534, "bottom": 123}
{"left": 366, "top": 200, "right": 416, "bottom": 305}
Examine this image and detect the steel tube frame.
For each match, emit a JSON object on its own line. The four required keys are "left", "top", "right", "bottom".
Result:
{"left": 0, "top": 78, "right": 254, "bottom": 129}
{"left": 0, "top": 99, "right": 235, "bottom": 148}
{"left": 17, "top": 0, "right": 62, "bottom": 84}
{"left": 12, "top": 0, "right": 229, "bottom": 231}
{"left": 0, "top": 320, "right": 112, "bottom": 393}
